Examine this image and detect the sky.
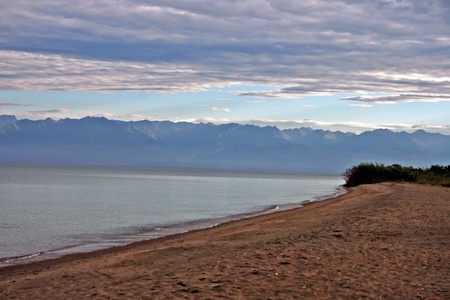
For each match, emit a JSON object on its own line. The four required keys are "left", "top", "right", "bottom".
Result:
{"left": 0, "top": 0, "right": 449, "bottom": 134}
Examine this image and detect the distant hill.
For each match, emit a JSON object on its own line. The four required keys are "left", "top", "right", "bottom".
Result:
{"left": 0, "top": 115, "right": 17, "bottom": 126}
{"left": 0, "top": 116, "right": 449, "bottom": 173}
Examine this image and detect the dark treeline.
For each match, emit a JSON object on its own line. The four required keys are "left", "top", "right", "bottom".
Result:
{"left": 343, "top": 163, "right": 450, "bottom": 187}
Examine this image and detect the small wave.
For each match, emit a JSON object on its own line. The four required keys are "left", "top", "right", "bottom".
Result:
{"left": 1, "top": 252, "right": 43, "bottom": 264}
{"left": 269, "top": 205, "right": 280, "bottom": 211}
{"left": 310, "top": 185, "right": 347, "bottom": 202}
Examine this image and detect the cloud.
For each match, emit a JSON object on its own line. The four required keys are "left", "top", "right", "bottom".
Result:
{"left": 191, "top": 117, "right": 450, "bottom": 135}
{"left": 27, "top": 108, "right": 71, "bottom": 119}
{"left": 184, "top": 117, "right": 232, "bottom": 124}
{"left": 88, "top": 113, "right": 159, "bottom": 122}
{"left": 0, "top": 50, "right": 227, "bottom": 93}
{"left": 6, "top": 108, "right": 72, "bottom": 120}
{"left": 214, "top": 98, "right": 236, "bottom": 102}
{"left": 0, "top": 102, "right": 26, "bottom": 107}
{"left": 348, "top": 104, "right": 374, "bottom": 107}
{"left": 209, "top": 107, "right": 231, "bottom": 112}
{"left": 341, "top": 93, "right": 449, "bottom": 104}
{"left": 244, "top": 100, "right": 265, "bottom": 104}
{"left": 246, "top": 118, "right": 390, "bottom": 132}
{"left": 150, "top": 115, "right": 450, "bottom": 135}
{"left": 0, "top": 0, "right": 448, "bottom": 104}
{"left": 28, "top": 108, "right": 71, "bottom": 114}
{"left": 236, "top": 71, "right": 450, "bottom": 102}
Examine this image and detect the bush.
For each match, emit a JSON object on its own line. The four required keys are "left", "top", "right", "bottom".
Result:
{"left": 343, "top": 163, "right": 450, "bottom": 187}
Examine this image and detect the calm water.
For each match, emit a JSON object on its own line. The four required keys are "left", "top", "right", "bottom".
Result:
{"left": 0, "top": 163, "right": 345, "bottom": 266}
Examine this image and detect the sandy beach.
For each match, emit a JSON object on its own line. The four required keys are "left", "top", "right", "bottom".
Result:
{"left": 0, "top": 182, "right": 449, "bottom": 299}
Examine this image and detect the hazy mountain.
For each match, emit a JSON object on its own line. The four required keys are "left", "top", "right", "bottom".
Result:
{"left": 0, "top": 116, "right": 448, "bottom": 173}
{"left": 0, "top": 115, "right": 17, "bottom": 126}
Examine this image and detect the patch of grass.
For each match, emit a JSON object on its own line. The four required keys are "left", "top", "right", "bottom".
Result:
{"left": 343, "top": 163, "right": 450, "bottom": 187}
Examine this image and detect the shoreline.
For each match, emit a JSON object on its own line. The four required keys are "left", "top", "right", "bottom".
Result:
{"left": 0, "top": 186, "right": 346, "bottom": 269}
{"left": 1, "top": 183, "right": 449, "bottom": 299}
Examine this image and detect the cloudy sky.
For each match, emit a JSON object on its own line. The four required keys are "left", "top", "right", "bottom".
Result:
{"left": 1, "top": 0, "right": 449, "bottom": 133}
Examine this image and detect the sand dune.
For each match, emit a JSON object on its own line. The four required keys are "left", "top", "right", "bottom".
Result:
{"left": 1, "top": 183, "right": 449, "bottom": 299}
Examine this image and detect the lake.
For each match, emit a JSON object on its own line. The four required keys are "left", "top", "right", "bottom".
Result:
{"left": 0, "top": 163, "right": 345, "bottom": 266}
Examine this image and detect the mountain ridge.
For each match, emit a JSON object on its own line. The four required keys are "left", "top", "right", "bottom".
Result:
{"left": 0, "top": 116, "right": 448, "bottom": 173}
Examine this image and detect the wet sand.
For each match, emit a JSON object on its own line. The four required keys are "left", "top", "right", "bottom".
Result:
{"left": 0, "top": 182, "right": 449, "bottom": 299}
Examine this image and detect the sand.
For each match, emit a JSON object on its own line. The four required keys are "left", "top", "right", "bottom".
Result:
{"left": 0, "top": 182, "right": 449, "bottom": 299}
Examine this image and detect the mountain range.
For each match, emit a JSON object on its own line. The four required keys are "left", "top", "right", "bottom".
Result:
{"left": 0, "top": 115, "right": 448, "bottom": 173}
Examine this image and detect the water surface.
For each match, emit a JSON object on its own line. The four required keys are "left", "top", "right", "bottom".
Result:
{"left": 0, "top": 163, "right": 345, "bottom": 266}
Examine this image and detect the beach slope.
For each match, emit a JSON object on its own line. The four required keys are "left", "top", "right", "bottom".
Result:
{"left": 1, "top": 183, "right": 449, "bottom": 299}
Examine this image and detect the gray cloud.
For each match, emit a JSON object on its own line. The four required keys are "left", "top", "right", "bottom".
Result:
{"left": 341, "top": 94, "right": 449, "bottom": 104}
{"left": 0, "top": 0, "right": 448, "bottom": 102}
{"left": 0, "top": 50, "right": 225, "bottom": 92}
{"left": 29, "top": 108, "right": 71, "bottom": 114}
{"left": 0, "top": 102, "right": 25, "bottom": 107}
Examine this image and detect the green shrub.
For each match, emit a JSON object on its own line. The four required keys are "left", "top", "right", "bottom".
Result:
{"left": 343, "top": 163, "right": 450, "bottom": 187}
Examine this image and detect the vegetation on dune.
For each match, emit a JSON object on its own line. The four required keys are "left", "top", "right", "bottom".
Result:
{"left": 343, "top": 163, "right": 450, "bottom": 187}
